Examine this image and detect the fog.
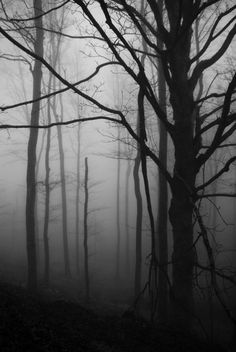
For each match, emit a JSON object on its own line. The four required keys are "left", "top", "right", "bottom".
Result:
{"left": 0, "top": 1, "right": 236, "bottom": 349}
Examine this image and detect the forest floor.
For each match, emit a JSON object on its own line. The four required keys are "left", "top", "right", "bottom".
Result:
{"left": 0, "top": 282, "right": 232, "bottom": 352}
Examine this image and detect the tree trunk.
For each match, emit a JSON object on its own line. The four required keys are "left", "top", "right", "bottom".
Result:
{"left": 26, "top": 0, "right": 43, "bottom": 291}
{"left": 43, "top": 82, "right": 52, "bottom": 287}
{"left": 115, "top": 125, "right": 121, "bottom": 279}
{"left": 75, "top": 123, "right": 81, "bottom": 275}
{"left": 164, "top": 1, "right": 196, "bottom": 329}
{"left": 133, "top": 145, "right": 143, "bottom": 298}
{"left": 133, "top": 0, "right": 147, "bottom": 300}
{"left": 169, "top": 97, "right": 196, "bottom": 329}
{"left": 84, "top": 157, "right": 90, "bottom": 302}
{"left": 125, "top": 157, "right": 132, "bottom": 275}
{"left": 35, "top": 129, "right": 46, "bottom": 263}
{"left": 169, "top": 171, "right": 195, "bottom": 328}
{"left": 156, "top": 0, "right": 168, "bottom": 323}
{"left": 54, "top": 92, "right": 71, "bottom": 278}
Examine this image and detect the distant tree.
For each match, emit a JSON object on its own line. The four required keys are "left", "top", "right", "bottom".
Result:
{"left": 124, "top": 138, "right": 132, "bottom": 275}
{"left": 55, "top": 87, "right": 71, "bottom": 278}
{"left": 75, "top": 119, "right": 82, "bottom": 276}
{"left": 25, "top": 0, "right": 44, "bottom": 291}
{"left": 48, "top": 8, "right": 71, "bottom": 279}
{"left": 42, "top": 82, "right": 52, "bottom": 287}
{"left": 115, "top": 123, "right": 121, "bottom": 279}
{"left": 83, "top": 157, "right": 90, "bottom": 302}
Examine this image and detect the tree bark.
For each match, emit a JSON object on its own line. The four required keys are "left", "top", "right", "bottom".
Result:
{"left": 165, "top": 1, "right": 196, "bottom": 328}
{"left": 168, "top": 70, "right": 196, "bottom": 330}
{"left": 26, "top": 0, "right": 43, "bottom": 291}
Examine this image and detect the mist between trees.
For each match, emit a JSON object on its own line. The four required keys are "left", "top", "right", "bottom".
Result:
{"left": 0, "top": 0, "right": 236, "bottom": 347}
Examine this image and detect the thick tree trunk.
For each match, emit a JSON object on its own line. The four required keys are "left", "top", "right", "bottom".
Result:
{"left": 169, "top": 170, "right": 195, "bottom": 328}
{"left": 164, "top": 1, "right": 196, "bottom": 329}
{"left": 84, "top": 157, "right": 90, "bottom": 302}
{"left": 168, "top": 75, "right": 196, "bottom": 328}
{"left": 26, "top": 0, "right": 43, "bottom": 291}
{"left": 169, "top": 93, "right": 196, "bottom": 329}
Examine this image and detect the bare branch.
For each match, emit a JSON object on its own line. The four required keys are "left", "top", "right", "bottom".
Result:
{"left": 0, "top": 61, "right": 120, "bottom": 112}
{"left": 197, "top": 193, "right": 236, "bottom": 199}
{"left": 196, "top": 156, "right": 236, "bottom": 191}
{"left": 196, "top": 73, "right": 236, "bottom": 169}
{"left": 0, "top": 116, "right": 121, "bottom": 129}
{"left": 190, "top": 24, "right": 236, "bottom": 89}
{"left": 191, "top": 5, "right": 236, "bottom": 64}
{"left": 8, "top": 0, "right": 71, "bottom": 23}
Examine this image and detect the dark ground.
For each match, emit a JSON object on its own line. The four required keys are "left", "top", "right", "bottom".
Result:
{"left": 0, "top": 282, "right": 231, "bottom": 352}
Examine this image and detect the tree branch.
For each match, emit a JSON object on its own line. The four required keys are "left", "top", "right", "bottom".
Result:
{"left": 190, "top": 5, "right": 236, "bottom": 64}
{"left": 0, "top": 116, "right": 121, "bottom": 129}
{"left": 190, "top": 23, "right": 236, "bottom": 89}
{"left": 8, "top": 0, "right": 71, "bottom": 23}
{"left": 0, "top": 61, "right": 120, "bottom": 112}
{"left": 196, "top": 156, "right": 236, "bottom": 191}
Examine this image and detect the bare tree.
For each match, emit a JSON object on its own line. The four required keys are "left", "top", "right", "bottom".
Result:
{"left": 1, "top": 0, "right": 236, "bottom": 332}
{"left": 42, "top": 83, "right": 52, "bottom": 287}
{"left": 115, "top": 124, "right": 121, "bottom": 279}
{"left": 124, "top": 142, "right": 132, "bottom": 274}
{"left": 156, "top": 0, "right": 168, "bottom": 323}
{"left": 75, "top": 122, "right": 82, "bottom": 275}
{"left": 25, "top": 0, "right": 44, "bottom": 291}
{"left": 84, "top": 157, "right": 90, "bottom": 302}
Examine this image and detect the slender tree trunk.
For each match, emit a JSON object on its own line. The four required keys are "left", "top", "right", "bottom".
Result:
{"left": 125, "top": 157, "right": 132, "bottom": 274}
{"left": 26, "top": 0, "right": 43, "bottom": 291}
{"left": 133, "top": 143, "right": 143, "bottom": 298}
{"left": 54, "top": 92, "right": 71, "bottom": 278}
{"left": 75, "top": 123, "right": 81, "bottom": 275}
{"left": 156, "top": 0, "right": 168, "bottom": 322}
{"left": 35, "top": 129, "right": 46, "bottom": 264}
{"left": 43, "top": 82, "right": 52, "bottom": 286}
{"left": 46, "top": 15, "right": 68, "bottom": 278}
{"left": 84, "top": 157, "right": 90, "bottom": 302}
{"left": 116, "top": 126, "right": 121, "bottom": 279}
{"left": 133, "top": 0, "right": 148, "bottom": 300}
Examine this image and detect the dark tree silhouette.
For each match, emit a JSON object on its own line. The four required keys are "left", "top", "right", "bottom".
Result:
{"left": 156, "top": 0, "right": 168, "bottom": 322}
